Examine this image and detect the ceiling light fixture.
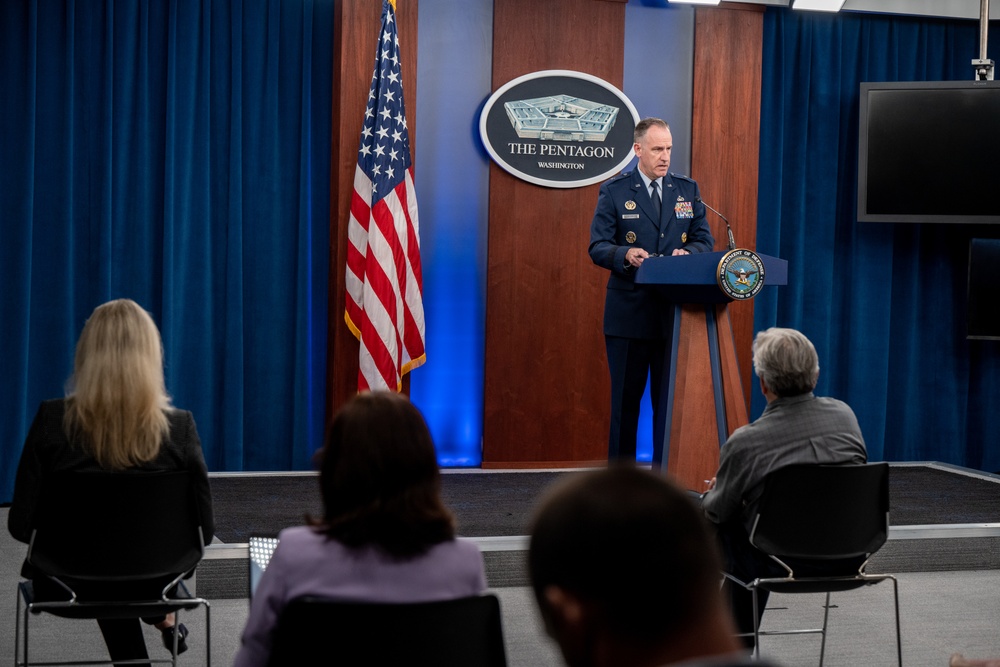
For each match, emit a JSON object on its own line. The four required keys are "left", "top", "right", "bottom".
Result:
{"left": 791, "top": 0, "right": 847, "bottom": 11}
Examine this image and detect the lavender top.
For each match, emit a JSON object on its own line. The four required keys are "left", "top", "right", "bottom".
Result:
{"left": 233, "top": 526, "right": 488, "bottom": 667}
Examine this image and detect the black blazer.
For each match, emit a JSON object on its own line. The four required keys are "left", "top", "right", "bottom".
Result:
{"left": 7, "top": 399, "right": 215, "bottom": 549}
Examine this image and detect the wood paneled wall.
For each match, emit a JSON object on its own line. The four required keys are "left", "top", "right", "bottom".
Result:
{"left": 691, "top": 3, "right": 765, "bottom": 406}
{"left": 481, "top": 0, "right": 628, "bottom": 466}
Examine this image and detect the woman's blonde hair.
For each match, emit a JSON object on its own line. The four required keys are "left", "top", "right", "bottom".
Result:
{"left": 64, "top": 299, "right": 171, "bottom": 469}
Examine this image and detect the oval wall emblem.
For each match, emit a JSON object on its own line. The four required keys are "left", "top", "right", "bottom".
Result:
{"left": 479, "top": 70, "right": 640, "bottom": 189}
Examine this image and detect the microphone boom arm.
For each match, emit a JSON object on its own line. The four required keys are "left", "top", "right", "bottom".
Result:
{"left": 696, "top": 197, "right": 736, "bottom": 251}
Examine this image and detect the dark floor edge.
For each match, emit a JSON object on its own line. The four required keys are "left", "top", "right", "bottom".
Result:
{"left": 208, "top": 460, "right": 1000, "bottom": 480}
{"left": 896, "top": 460, "right": 1000, "bottom": 483}
{"left": 208, "top": 466, "right": 604, "bottom": 479}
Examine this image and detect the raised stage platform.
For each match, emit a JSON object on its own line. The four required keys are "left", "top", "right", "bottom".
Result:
{"left": 198, "top": 462, "right": 1000, "bottom": 599}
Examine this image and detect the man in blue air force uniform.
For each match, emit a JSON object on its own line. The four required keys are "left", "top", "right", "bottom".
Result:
{"left": 589, "top": 117, "right": 714, "bottom": 464}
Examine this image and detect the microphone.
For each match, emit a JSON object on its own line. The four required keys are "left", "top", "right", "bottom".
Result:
{"left": 696, "top": 197, "right": 736, "bottom": 251}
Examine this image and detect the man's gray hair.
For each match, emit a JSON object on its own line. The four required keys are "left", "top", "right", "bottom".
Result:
{"left": 752, "top": 327, "right": 820, "bottom": 397}
{"left": 634, "top": 117, "right": 669, "bottom": 144}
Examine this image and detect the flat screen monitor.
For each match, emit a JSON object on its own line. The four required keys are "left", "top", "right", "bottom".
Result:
{"left": 858, "top": 80, "right": 1000, "bottom": 224}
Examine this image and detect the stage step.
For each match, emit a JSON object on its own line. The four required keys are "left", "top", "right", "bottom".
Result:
{"left": 196, "top": 525, "right": 1000, "bottom": 600}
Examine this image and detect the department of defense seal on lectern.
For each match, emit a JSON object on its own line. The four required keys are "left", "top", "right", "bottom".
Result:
{"left": 717, "top": 249, "right": 765, "bottom": 300}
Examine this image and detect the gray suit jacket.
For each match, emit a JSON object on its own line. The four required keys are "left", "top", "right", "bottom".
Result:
{"left": 702, "top": 392, "right": 867, "bottom": 530}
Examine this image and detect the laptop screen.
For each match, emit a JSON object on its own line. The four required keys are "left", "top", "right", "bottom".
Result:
{"left": 248, "top": 535, "right": 280, "bottom": 598}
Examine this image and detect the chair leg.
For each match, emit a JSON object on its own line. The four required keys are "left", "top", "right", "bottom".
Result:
{"left": 890, "top": 576, "right": 902, "bottom": 667}
{"left": 20, "top": 594, "right": 30, "bottom": 667}
{"left": 23, "top": 604, "right": 30, "bottom": 667}
{"left": 751, "top": 586, "right": 761, "bottom": 660}
{"left": 172, "top": 611, "right": 180, "bottom": 667}
{"left": 15, "top": 590, "right": 22, "bottom": 667}
{"left": 818, "top": 591, "right": 831, "bottom": 667}
{"left": 205, "top": 601, "right": 212, "bottom": 667}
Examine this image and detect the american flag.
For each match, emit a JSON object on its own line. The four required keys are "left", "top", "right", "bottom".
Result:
{"left": 345, "top": 0, "right": 426, "bottom": 392}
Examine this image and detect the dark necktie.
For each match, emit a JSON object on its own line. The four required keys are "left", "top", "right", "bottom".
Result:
{"left": 650, "top": 179, "right": 662, "bottom": 219}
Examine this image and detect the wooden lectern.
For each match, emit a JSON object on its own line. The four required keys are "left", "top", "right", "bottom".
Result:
{"left": 635, "top": 251, "right": 787, "bottom": 490}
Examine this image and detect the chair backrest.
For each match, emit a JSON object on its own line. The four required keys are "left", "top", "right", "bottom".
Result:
{"left": 749, "top": 463, "right": 890, "bottom": 560}
{"left": 28, "top": 470, "right": 205, "bottom": 581}
{"left": 266, "top": 594, "right": 508, "bottom": 667}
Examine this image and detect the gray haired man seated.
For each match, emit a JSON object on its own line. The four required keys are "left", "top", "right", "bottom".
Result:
{"left": 529, "top": 467, "right": 776, "bottom": 667}
{"left": 702, "top": 327, "right": 868, "bottom": 645}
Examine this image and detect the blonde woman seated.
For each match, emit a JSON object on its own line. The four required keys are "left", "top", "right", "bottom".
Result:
{"left": 233, "top": 392, "right": 487, "bottom": 667}
{"left": 8, "top": 299, "right": 215, "bottom": 663}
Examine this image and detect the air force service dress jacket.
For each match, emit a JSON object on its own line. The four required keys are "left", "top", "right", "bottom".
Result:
{"left": 589, "top": 168, "right": 714, "bottom": 339}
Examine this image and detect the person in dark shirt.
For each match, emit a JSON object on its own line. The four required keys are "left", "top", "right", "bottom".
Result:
{"left": 702, "top": 327, "right": 867, "bottom": 644}
{"left": 8, "top": 299, "right": 215, "bottom": 662}
{"left": 529, "top": 467, "right": 775, "bottom": 667}
{"left": 588, "top": 117, "right": 714, "bottom": 464}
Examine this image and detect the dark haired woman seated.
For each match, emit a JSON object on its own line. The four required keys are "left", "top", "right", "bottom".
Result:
{"left": 233, "top": 392, "right": 487, "bottom": 667}
{"left": 8, "top": 298, "right": 215, "bottom": 663}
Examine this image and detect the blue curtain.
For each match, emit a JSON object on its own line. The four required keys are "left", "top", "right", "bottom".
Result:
{"left": 0, "top": 0, "right": 333, "bottom": 502}
{"left": 755, "top": 8, "right": 1000, "bottom": 470}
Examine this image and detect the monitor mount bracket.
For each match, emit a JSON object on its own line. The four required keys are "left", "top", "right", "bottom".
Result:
{"left": 974, "top": 0, "right": 994, "bottom": 80}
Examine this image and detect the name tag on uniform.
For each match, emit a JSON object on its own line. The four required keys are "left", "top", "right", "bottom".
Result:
{"left": 621, "top": 213, "right": 640, "bottom": 219}
{"left": 675, "top": 201, "right": 693, "bottom": 218}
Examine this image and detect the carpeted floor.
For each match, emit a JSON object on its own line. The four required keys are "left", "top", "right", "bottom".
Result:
{"left": 885, "top": 466, "right": 1000, "bottom": 524}
{"left": 208, "top": 465, "right": 1000, "bottom": 543}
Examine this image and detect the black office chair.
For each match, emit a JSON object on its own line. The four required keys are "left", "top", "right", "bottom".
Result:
{"left": 266, "top": 593, "right": 508, "bottom": 666}
{"left": 723, "top": 462, "right": 901, "bottom": 666}
{"left": 14, "top": 470, "right": 211, "bottom": 667}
